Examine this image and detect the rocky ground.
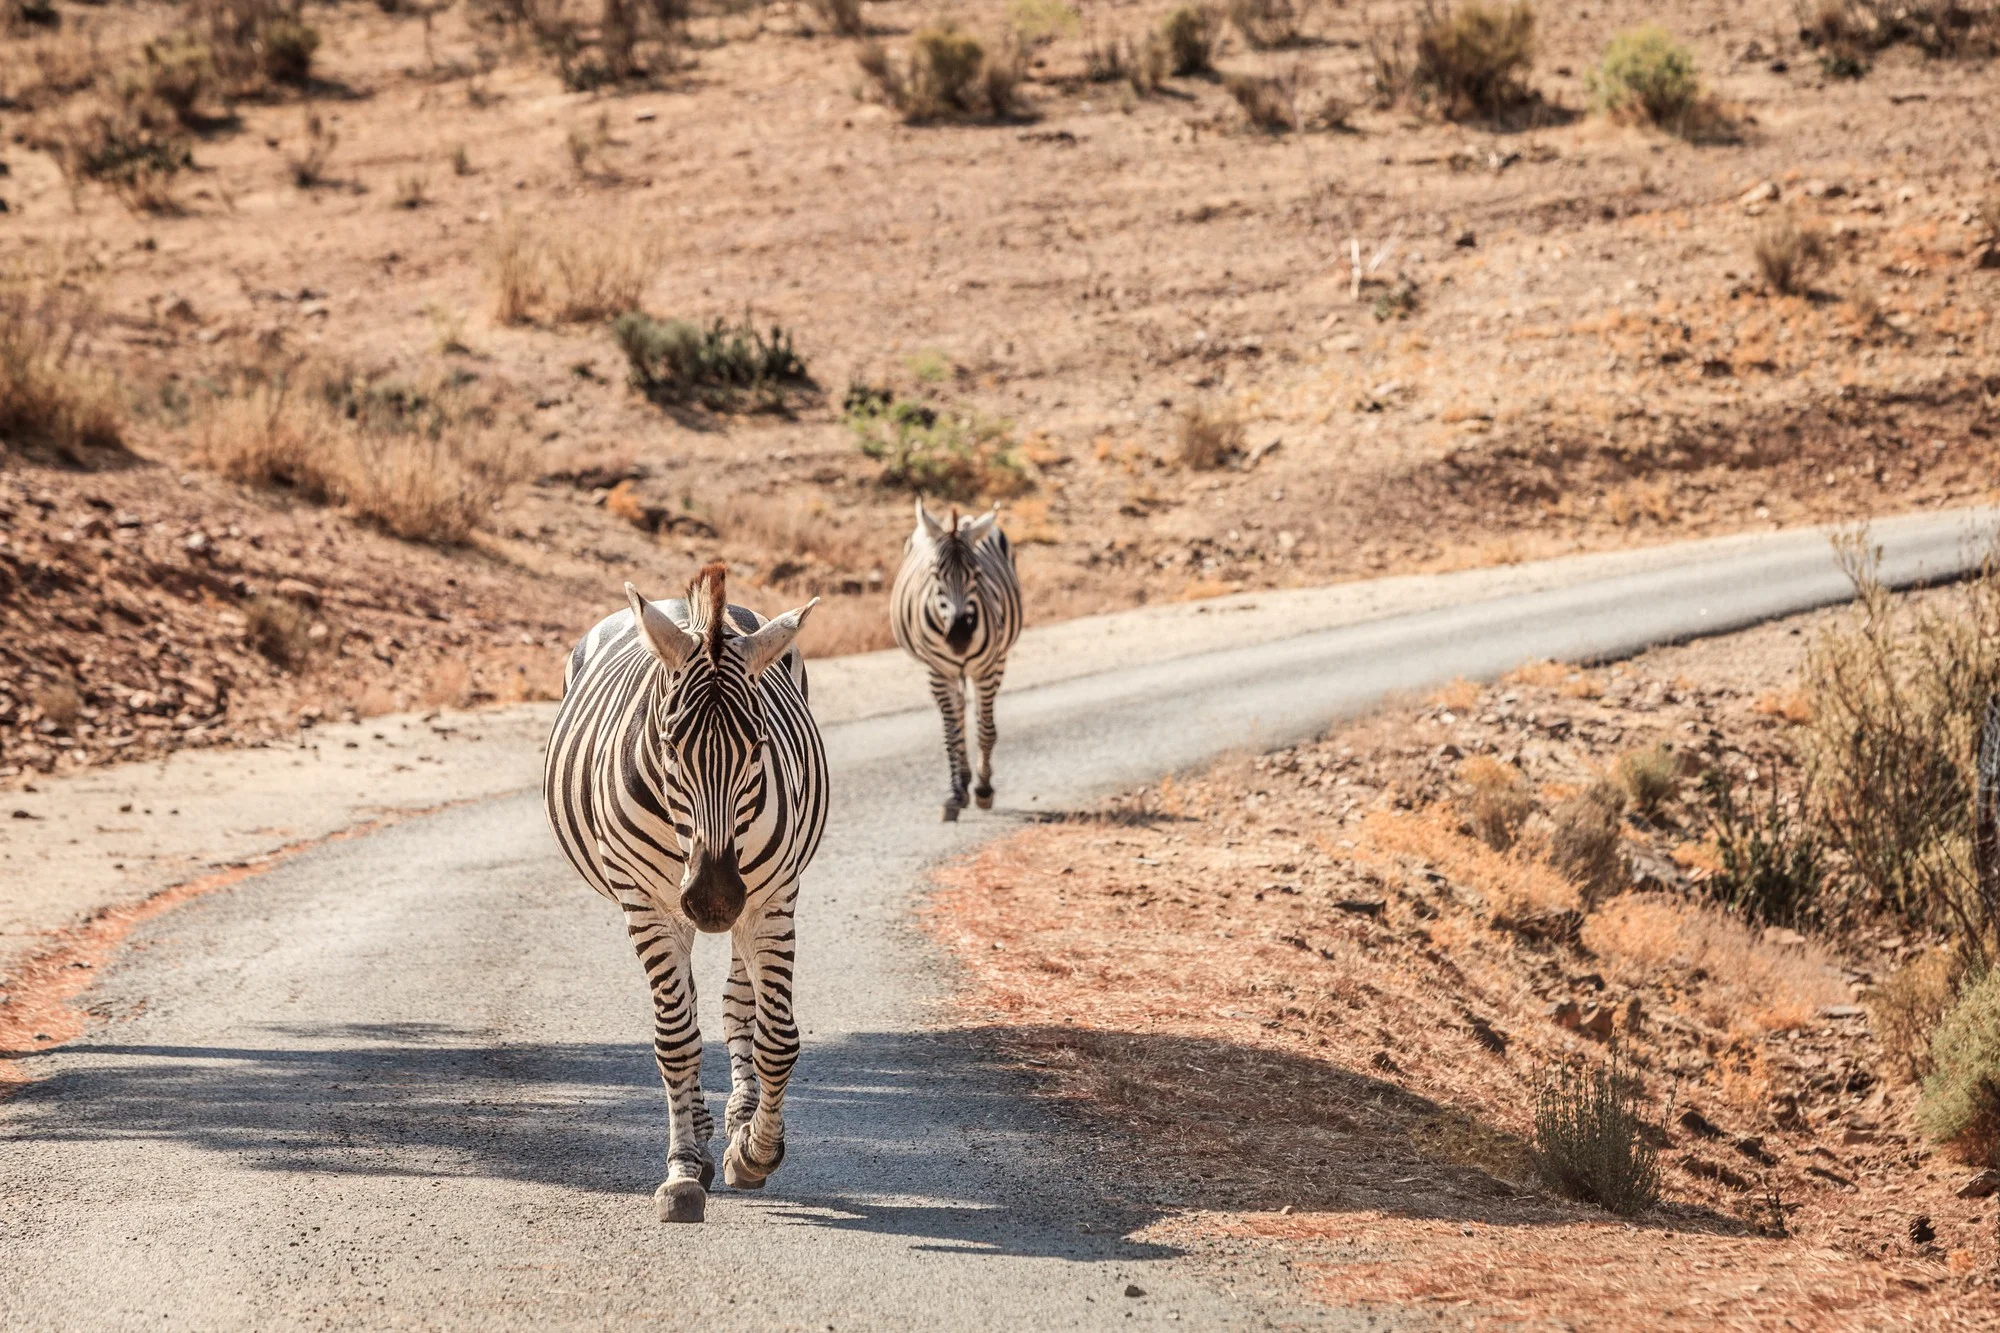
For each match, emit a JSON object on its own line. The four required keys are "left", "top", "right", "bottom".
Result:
{"left": 928, "top": 601, "right": 2000, "bottom": 1328}
{"left": 3, "top": 0, "right": 1998, "bottom": 780}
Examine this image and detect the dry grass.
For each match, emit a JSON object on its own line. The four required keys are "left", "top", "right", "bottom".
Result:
{"left": 1362, "top": 806, "right": 1578, "bottom": 918}
{"left": 1229, "top": 0, "right": 1315, "bottom": 48}
{"left": 1753, "top": 213, "right": 1831, "bottom": 296}
{"left": 1413, "top": 0, "right": 1538, "bottom": 119}
{"left": 243, "top": 594, "right": 317, "bottom": 670}
{"left": 1503, "top": 659, "right": 1574, "bottom": 688}
{"left": 0, "top": 276, "right": 123, "bottom": 462}
{"left": 485, "top": 214, "right": 660, "bottom": 325}
{"left": 31, "top": 681, "right": 83, "bottom": 733}
{"left": 1460, "top": 753, "right": 1534, "bottom": 851}
{"left": 1867, "top": 949, "right": 1957, "bottom": 1083}
{"left": 1175, "top": 402, "right": 1245, "bottom": 469}
{"left": 1613, "top": 741, "right": 1683, "bottom": 819}
{"left": 858, "top": 24, "right": 1024, "bottom": 122}
{"left": 1546, "top": 778, "right": 1627, "bottom": 906}
{"left": 809, "top": 0, "right": 865, "bottom": 36}
{"left": 1225, "top": 72, "right": 1298, "bottom": 132}
{"left": 1160, "top": 4, "right": 1217, "bottom": 75}
{"left": 1581, "top": 894, "right": 1847, "bottom": 1037}
{"left": 287, "top": 109, "right": 338, "bottom": 188}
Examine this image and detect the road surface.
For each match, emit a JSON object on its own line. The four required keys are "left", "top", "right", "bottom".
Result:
{"left": 1, "top": 509, "right": 1992, "bottom": 1330}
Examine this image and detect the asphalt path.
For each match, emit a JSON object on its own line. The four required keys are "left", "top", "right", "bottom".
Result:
{"left": 1, "top": 509, "right": 1992, "bottom": 1331}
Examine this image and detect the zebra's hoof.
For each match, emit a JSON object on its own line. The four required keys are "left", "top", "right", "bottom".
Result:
{"left": 655, "top": 1178, "right": 708, "bottom": 1224}
{"left": 941, "top": 803, "right": 962, "bottom": 822}
{"left": 724, "top": 1124, "right": 784, "bottom": 1189}
{"left": 697, "top": 1155, "right": 715, "bottom": 1191}
{"left": 974, "top": 788, "right": 993, "bottom": 810}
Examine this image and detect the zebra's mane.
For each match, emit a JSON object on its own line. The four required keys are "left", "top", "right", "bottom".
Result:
{"left": 686, "top": 562, "right": 730, "bottom": 659}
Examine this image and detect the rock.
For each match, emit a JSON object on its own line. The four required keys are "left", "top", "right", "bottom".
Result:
{"left": 1124, "top": 1284, "right": 1145, "bottom": 1298}
{"left": 1802, "top": 179, "right": 1847, "bottom": 199}
{"left": 1819, "top": 1004, "right": 1864, "bottom": 1019}
{"left": 1579, "top": 1005, "right": 1615, "bottom": 1039}
{"left": 1762, "top": 926, "right": 1807, "bottom": 948}
{"left": 1739, "top": 180, "right": 1780, "bottom": 208}
{"left": 1976, "top": 247, "right": 2000, "bottom": 270}
{"left": 1733, "top": 1135, "right": 1777, "bottom": 1166}
{"left": 183, "top": 531, "right": 209, "bottom": 555}
{"left": 1679, "top": 1108, "right": 1725, "bottom": 1140}
{"left": 1548, "top": 999, "right": 1582, "bottom": 1029}
{"left": 275, "top": 577, "right": 323, "bottom": 607}
{"left": 1335, "top": 897, "right": 1385, "bottom": 916}
{"left": 1909, "top": 1215, "right": 1935, "bottom": 1245}
{"left": 1955, "top": 1169, "right": 2000, "bottom": 1199}
{"left": 634, "top": 109, "right": 657, "bottom": 121}
{"left": 1454, "top": 231, "right": 1476, "bottom": 248}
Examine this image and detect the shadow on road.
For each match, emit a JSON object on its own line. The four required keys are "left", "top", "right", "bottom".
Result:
{"left": 0, "top": 1024, "right": 1182, "bottom": 1261}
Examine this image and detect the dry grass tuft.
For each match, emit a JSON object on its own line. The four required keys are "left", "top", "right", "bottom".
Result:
{"left": 1867, "top": 950, "right": 1957, "bottom": 1083}
{"left": 1225, "top": 71, "right": 1298, "bottom": 132}
{"left": 1547, "top": 779, "right": 1627, "bottom": 905}
{"left": 1461, "top": 754, "right": 1535, "bottom": 851}
{"left": 1613, "top": 742, "right": 1683, "bottom": 820}
{"left": 858, "top": 24, "right": 1025, "bottom": 122}
{"left": 1753, "top": 213, "right": 1831, "bottom": 296}
{"left": 1160, "top": 4, "right": 1217, "bottom": 75}
{"left": 243, "top": 594, "right": 317, "bottom": 670}
{"left": 1413, "top": 0, "right": 1538, "bottom": 119}
{"left": 485, "top": 214, "right": 661, "bottom": 325}
{"left": 32, "top": 681, "right": 83, "bottom": 733}
{"left": 1176, "top": 402, "right": 1245, "bottom": 470}
{"left": 1229, "top": 0, "right": 1315, "bottom": 49}
{"left": 809, "top": 0, "right": 865, "bottom": 35}
{"left": 1918, "top": 967, "right": 2000, "bottom": 1161}
{"left": 0, "top": 276, "right": 123, "bottom": 462}
{"left": 1363, "top": 806, "right": 1578, "bottom": 919}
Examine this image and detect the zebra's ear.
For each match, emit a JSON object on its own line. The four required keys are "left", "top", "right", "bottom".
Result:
{"left": 739, "top": 598, "right": 819, "bottom": 676}
{"left": 963, "top": 508, "right": 999, "bottom": 546}
{"left": 625, "top": 582, "right": 698, "bottom": 671}
{"left": 915, "top": 499, "right": 948, "bottom": 544}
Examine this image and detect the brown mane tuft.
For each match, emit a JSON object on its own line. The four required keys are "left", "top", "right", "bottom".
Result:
{"left": 688, "top": 561, "right": 729, "bottom": 656}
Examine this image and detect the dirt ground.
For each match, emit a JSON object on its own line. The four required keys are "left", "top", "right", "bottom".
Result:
{"left": 928, "top": 603, "right": 2000, "bottom": 1329}
{"left": 3, "top": 0, "right": 1998, "bottom": 778}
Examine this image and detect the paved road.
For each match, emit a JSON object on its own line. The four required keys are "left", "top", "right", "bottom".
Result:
{"left": 1, "top": 509, "right": 1992, "bottom": 1331}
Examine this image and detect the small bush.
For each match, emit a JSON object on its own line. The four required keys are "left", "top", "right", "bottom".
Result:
{"left": 1161, "top": 5, "right": 1217, "bottom": 75}
{"left": 1919, "top": 967, "right": 2000, "bottom": 1161}
{"left": 859, "top": 24, "right": 1022, "bottom": 121}
{"left": 1086, "top": 31, "right": 1169, "bottom": 92}
{"left": 259, "top": 16, "right": 319, "bottom": 84}
{"left": 1614, "top": 741, "right": 1682, "bottom": 820}
{"left": 1590, "top": 25, "right": 1698, "bottom": 125}
{"left": 1462, "top": 754, "right": 1535, "bottom": 851}
{"left": 485, "top": 215, "right": 660, "bottom": 324}
{"left": 1549, "top": 779, "right": 1627, "bottom": 906}
{"left": 1225, "top": 72, "right": 1296, "bottom": 131}
{"left": 913, "top": 24, "right": 984, "bottom": 112}
{"left": 245, "top": 594, "right": 316, "bottom": 669}
{"left": 392, "top": 173, "right": 429, "bottom": 209}
{"left": 1009, "top": 0, "right": 1079, "bottom": 42}
{"left": 1413, "top": 0, "right": 1537, "bottom": 119}
{"left": 1230, "top": 0, "right": 1314, "bottom": 48}
{"left": 1176, "top": 403, "right": 1244, "bottom": 470}
{"left": 810, "top": 0, "right": 865, "bottom": 36}
{"left": 0, "top": 281, "right": 123, "bottom": 462}
{"left": 1870, "top": 951, "right": 1958, "bottom": 1083}
{"left": 1372, "top": 275, "right": 1420, "bottom": 321}
{"left": 614, "top": 311, "right": 809, "bottom": 410}
{"left": 134, "top": 34, "right": 218, "bottom": 125}
{"left": 287, "top": 110, "right": 338, "bottom": 187}
{"left": 1532, "top": 1048, "right": 1661, "bottom": 1215}
{"left": 47, "top": 92, "right": 195, "bottom": 212}
{"left": 1753, "top": 213, "right": 1831, "bottom": 296}
{"left": 846, "top": 391, "right": 1027, "bottom": 502}
{"left": 1701, "top": 766, "right": 1825, "bottom": 928}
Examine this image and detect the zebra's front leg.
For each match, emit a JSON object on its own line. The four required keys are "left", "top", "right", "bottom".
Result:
{"left": 929, "top": 669, "right": 971, "bottom": 821}
{"left": 972, "top": 664, "right": 1004, "bottom": 810}
{"left": 724, "top": 901, "right": 799, "bottom": 1190}
{"left": 619, "top": 887, "right": 715, "bottom": 1223}
{"left": 722, "top": 945, "right": 759, "bottom": 1139}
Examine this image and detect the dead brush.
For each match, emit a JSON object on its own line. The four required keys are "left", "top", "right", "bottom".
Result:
{"left": 1229, "top": 0, "right": 1315, "bottom": 48}
{"left": 484, "top": 213, "right": 661, "bottom": 324}
{"left": 287, "top": 109, "right": 338, "bottom": 188}
{"left": 1548, "top": 778, "right": 1628, "bottom": 907}
{"left": 1412, "top": 0, "right": 1538, "bottom": 119}
{"left": 1613, "top": 741, "right": 1683, "bottom": 820}
{"left": 809, "top": 0, "right": 865, "bottom": 36}
{"left": 1225, "top": 71, "right": 1297, "bottom": 132}
{"left": 0, "top": 275, "right": 124, "bottom": 462}
{"left": 1461, "top": 754, "right": 1535, "bottom": 851}
{"left": 31, "top": 680, "right": 83, "bottom": 733}
{"left": 1176, "top": 403, "right": 1244, "bottom": 469}
{"left": 392, "top": 172, "right": 429, "bottom": 209}
{"left": 858, "top": 23, "right": 1023, "bottom": 121}
{"left": 1160, "top": 4, "right": 1217, "bottom": 74}
{"left": 1867, "top": 950, "right": 1957, "bottom": 1083}
{"left": 1531, "top": 1047, "right": 1661, "bottom": 1216}
{"left": 1086, "top": 29, "right": 1169, "bottom": 92}
{"left": 1753, "top": 213, "right": 1831, "bottom": 296}
{"left": 243, "top": 594, "right": 316, "bottom": 669}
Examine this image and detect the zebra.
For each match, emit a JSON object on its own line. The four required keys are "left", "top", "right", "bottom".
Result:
{"left": 891, "top": 500, "right": 1023, "bottom": 821}
{"left": 543, "top": 562, "right": 827, "bottom": 1224}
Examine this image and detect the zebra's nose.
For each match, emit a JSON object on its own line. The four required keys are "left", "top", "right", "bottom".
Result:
{"left": 945, "top": 611, "right": 976, "bottom": 652}
{"left": 680, "top": 840, "right": 747, "bottom": 933}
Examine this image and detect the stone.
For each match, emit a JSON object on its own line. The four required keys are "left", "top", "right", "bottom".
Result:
{"left": 1739, "top": 180, "right": 1779, "bottom": 207}
{"left": 1579, "top": 1005, "right": 1615, "bottom": 1039}
{"left": 1548, "top": 999, "right": 1582, "bottom": 1029}
{"left": 1955, "top": 1169, "right": 2000, "bottom": 1199}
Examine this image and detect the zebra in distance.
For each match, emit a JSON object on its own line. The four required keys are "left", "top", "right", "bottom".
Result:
{"left": 543, "top": 563, "right": 827, "bottom": 1224}
{"left": 891, "top": 500, "right": 1023, "bottom": 821}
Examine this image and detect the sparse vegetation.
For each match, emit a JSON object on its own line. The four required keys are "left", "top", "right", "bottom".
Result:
{"left": 1589, "top": 25, "right": 1699, "bottom": 126}
{"left": 1161, "top": 4, "right": 1218, "bottom": 75}
{"left": 1175, "top": 403, "right": 1245, "bottom": 470}
{"left": 1869, "top": 950, "right": 1958, "bottom": 1083}
{"left": 1702, "top": 765, "right": 1826, "bottom": 928}
{"left": 845, "top": 388, "right": 1027, "bottom": 501}
{"left": 486, "top": 214, "right": 660, "bottom": 324}
{"left": 287, "top": 110, "right": 339, "bottom": 188}
{"left": 0, "top": 276, "right": 123, "bottom": 461}
{"left": 858, "top": 23, "right": 1026, "bottom": 121}
{"left": 1229, "top": 0, "right": 1315, "bottom": 48}
{"left": 1412, "top": 0, "right": 1538, "bottom": 119}
{"left": 614, "top": 311, "right": 809, "bottom": 411}
{"left": 244, "top": 594, "right": 317, "bottom": 670}
{"left": 1613, "top": 741, "right": 1682, "bottom": 819}
{"left": 1918, "top": 966, "right": 2000, "bottom": 1161}
{"left": 1225, "top": 72, "right": 1297, "bottom": 132}
{"left": 1548, "top": 778, "right": 1627, "bottom": 906}
{"left": 1462, "top": 754, "right": 1535, "bottom": 851}
{"left": 393, "top": 172, "right": 429, "bottom": 209}
{"left": 809, "top": 0, "right": 865, "bottom": 36}
{"left": 1753, "top": 213, "right": 1831, "bottom": 296}
{"left": 1801, "top": 0, "right": 1999, "bottom": 73}
{"left": 1009, "top": 0, "right": 1080, "bottom": 42}
{"left": 1532, "top": 1048, "right": 1661, "bottom": 1215}
{"left": 1085, "top": 29, "right": 1169, "bottom": 91}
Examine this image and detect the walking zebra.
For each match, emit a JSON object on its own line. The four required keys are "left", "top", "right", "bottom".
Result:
{"left": 891, "top": 500, "right": 1023, "bottom": 821}
{"left": 543, "top": 563, "right": 827, "bottom": 1224}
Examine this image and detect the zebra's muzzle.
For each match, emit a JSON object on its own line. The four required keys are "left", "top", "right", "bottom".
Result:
{"left": 680, "top": 840, "right": 747, "bottom": 933}
{"left": 945, "top": 611, "right": 977, "bottom": 653}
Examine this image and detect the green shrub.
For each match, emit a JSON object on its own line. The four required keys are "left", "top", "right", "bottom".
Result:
{"left": 845, "top": 389, "right": 1026, "bottom": 501}
{"left": 615, "top": 311, "right": 808, "bottom": 411}
{"left": 1701, "top": 766, "right": 1826, "bottom": 928}
{"left": 1532, "top": 1048, "right": 1661, "bottom": 1215}
{"left": 1919, "top": 967, "right": 2000, "bottom": 1161}
{"left": 1413, "top": 0, "right": 1536, "bottom": 119}
{"left": 1161, "top": 5, "right": 1217, "bottom": 75}
{"left": 1590, "top": 25, "right": 1698, "bottom": 125}
{"left": 259, "top": 15, "right": 320, "bottom": 85}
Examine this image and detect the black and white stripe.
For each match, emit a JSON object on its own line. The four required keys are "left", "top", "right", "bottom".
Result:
{"left": 891, "top": 501, "right": 1023, "bottom": 820}
{"left": 543, "top": 563, "right": 827, "bottom": 1223}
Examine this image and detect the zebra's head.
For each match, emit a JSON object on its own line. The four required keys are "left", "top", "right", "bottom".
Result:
{"left": 624, "top": 564, "right": 817, "bottom": 934}
{"left": 916, "top": 500, "right": 998, "bottom": 654}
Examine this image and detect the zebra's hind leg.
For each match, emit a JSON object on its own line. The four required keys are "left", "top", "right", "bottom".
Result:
{"left": 930, "top": 669, "right": 972, "bottom": 821}
{"left": 723, "top": 945, "right": 759, "bottom": 1138}
{"left": 618, "top": 884, "right": 713, "bottom": 1223}
{"left": 724, "top": 899, "right": 800, "bottom": 1191}
{"left": 972, "top": 664, "right": 1003, "bottom": 810}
